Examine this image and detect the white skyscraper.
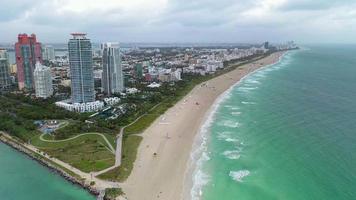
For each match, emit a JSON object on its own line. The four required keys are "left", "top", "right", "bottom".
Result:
{"left": 42, "top": 45, "right": 55, "bottom": 61}
{"left": 101, "top": 42, "right": 124, "bottom": 96}
{"left": 0, "top": 49, "right": 11, "bottom": 92}
{"left": 34, "top": 62, "right": 53, "bottom": 98}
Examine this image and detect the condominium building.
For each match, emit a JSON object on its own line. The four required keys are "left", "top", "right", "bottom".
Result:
{"left": 15, "top": 33, "right": 43, "bottom": 90}
{"left": 42, "top": 45, "right": 55, "bottom": 61}
{"left": 68, "top": 33, "right": 95, "bottom": 103}
{"left": 135, "top": 63, "right": 143, "bottom": 79}
{"left": 34, "top": 62, "right": 53, "bottom": 98}
{"left": 0, "top": 49, "right": 11, "bottom": 91}
{"left": 101, "top": 42, "right": 124, "bottom": 96}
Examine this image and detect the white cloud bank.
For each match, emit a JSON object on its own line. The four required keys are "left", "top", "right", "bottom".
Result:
{"left": 1, "top": 0, "right": 356, "bottom": 43}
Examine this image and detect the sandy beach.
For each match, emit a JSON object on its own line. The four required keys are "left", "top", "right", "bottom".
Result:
{"left": 122, "top": 51, "right": 286, "bottom": 200}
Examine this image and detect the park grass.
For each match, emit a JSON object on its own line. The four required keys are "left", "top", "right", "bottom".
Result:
{"left": 30, "top": 133, "right": 116, "bottom": 173}
{"left": 148, "top": 103, "right": 172, "bottom": 115}
{"left": 124, "top": 114, "right": 159, "bottom": 135}
{"left": 105, "top": 188, "right": 124, "bottom": 199}
{"left": 31, "top": 133, "right": 116, "bottom": 150}
{"left": 97, "top": 135, "right": 142, "bottom": 182}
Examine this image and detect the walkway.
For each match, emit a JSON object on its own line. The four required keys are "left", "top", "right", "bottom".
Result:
{"left": 95, "top": 103, "right": 162, "bottom": 176}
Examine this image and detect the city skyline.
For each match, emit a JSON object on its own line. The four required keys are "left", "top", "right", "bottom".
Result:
{"left": 1, "top": 0, "right": 356, "bottom": 44}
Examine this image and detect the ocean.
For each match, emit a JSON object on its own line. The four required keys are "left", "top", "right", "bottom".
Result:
{"left": 0, "top": 142, "right": 95, "bottom": 200}
{"left": 192, "top": 45, "right": 356, "bottom": 200}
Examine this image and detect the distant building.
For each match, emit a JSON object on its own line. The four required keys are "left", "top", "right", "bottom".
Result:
{"left": 56, "top": 100, "right": 104, "bottom": 113}
{"left": 147, "top": 82, "right": 161, "bottom": 88}
{"left": 104, "top": 97, "right": 120, "bottom": 106}
{"left": 101, "top": 42, "right": 124, "bottom": 96}
{"left": 34, "top": 62, "right": 53, "bottom": 98}
{"left": 135, "top": 63, "right": 143, "bottom": 79}
{"left": 15, "top": 33, "right": 43, "bottom": 90}
{"left": 42, "top": 45, "right": 55, "bottom": 61}
{"left": 264, "top": 41, "right": 269, "bottom": 49}
{"left": 68, "top": 33, "right": 95, "bottom": 103}
{"left": 9, "top": 64, "right": 17, "bottom": 74}
{"left": 126, "top": 87, "right": 139, "bottom": 94}
{"left": 0, "top": 49, "right": 11, "bottom": 91}
{"left": 158, "top": 69, "right": 182, "bottom": 82}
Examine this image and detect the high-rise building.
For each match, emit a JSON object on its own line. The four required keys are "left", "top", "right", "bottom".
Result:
{"left": 0, "top": 49, "right": 11, "bottom": 91}
{"left": 42, "top": 45, "right": 55, "bottom": 61}
{"left": 68, "top": 33, "right": 95, "bottom": 103}
{"left": 135, "top": 63, "right": 143, "bottom": 79}
{"left": 101, "top": 43, "right": 124, "bottom": 96}
{"left": 34, "top": 62, "right": 53, "bottom": 98}
{"left": 264, "top": 41, "right": 269, "bottom": 49}
{"left": 15, "top": 33, "right": 42, "bottom": 90}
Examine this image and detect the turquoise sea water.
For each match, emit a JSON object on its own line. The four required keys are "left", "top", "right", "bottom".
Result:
{"left": 193, "top": 45, "right": 356, "bottom": 200}
{"left": 0, "top": 142, "right": 95, "bottom": 200}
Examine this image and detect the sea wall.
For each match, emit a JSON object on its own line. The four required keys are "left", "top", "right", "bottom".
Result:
{"left": 0, "top": 133, "right": 103, "bottom": 199}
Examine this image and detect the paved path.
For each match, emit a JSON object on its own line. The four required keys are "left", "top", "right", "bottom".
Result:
{"left": 95, "top": 103, "right": 162, "bottom": 176}
{"left": 39, "top": 133, "right": 115, "bottom": 154}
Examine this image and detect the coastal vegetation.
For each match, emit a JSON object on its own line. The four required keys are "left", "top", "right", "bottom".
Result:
{"left": 31, "top": 133, "right": 116, "bottom": 172}
{"left": 105, "top": 188, "right": 124, "bottom": 199}
{"left": 98, "top": 135, "right": 142, "bottom": 181}
{"left": 0, "top": 51, "right": 277, "bottom": 189}
{"left": 97, "top": 53, "right": 272, "bottom": 182}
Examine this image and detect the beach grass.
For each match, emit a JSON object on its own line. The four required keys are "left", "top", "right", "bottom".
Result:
{"left": 30, "top": 133, "right": 116, "bottom": 173}
{"left": 124, "top": 114, "right": 159, "bottom": 135}
{"left": 105, "top": 188, "right": 124, "bottom": 199}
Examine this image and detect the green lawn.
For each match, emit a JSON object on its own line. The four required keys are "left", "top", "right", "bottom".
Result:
{"left": 97, "top": 135, "right": 142, "bottom": 182}
{"left": 124, "top": 114, "right": 159, "bottom": 135}
{"left": 148, "top": 103, "right": 172, "bottom": 115}
{"left": 30, "top": 133, "right": 116, "bottom": 173}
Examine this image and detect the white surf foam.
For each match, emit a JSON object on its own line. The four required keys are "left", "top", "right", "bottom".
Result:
{"left": 231, "top": 111, "right": 241, "bottom": 116}
{"left": 186, "top": 51, "right": 291, "bottom": 200}
{"left": 217, "top": 131, "right": 239, "bottom": 143}
{"left": 218, "top": 120, "right": 240, "bottom": 128}
{"left": 230, "top": 107, "right": 240, "bottom": 110}
{"left": 229, "top": 170, "right": 250, "bottom": 182}
{"left": 241, "top": 101, "right": 256, "bottom": 105}
{"left": 238, "top": 86, "right": 259, "bottom": 91}
{"left": 222, "top": 150, "right": 241, "bottom": 160}
{"left": 187, "top": 82, "right": 235, "bottom": 200}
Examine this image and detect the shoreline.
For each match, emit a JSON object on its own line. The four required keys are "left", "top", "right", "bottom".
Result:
{"left": 184, "top": 51, "right": 288, "bottom": 200}
{"left": 0, "top": 133, "right": 101, "bottom": 199}
{"left": 122, "top": 51, "right": 287, "bottom": 200}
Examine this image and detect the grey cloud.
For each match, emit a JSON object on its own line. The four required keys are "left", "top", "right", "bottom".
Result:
{"left": 279, "top": 0, "right": 356, "bottom": 11}
{"left": 0, "top": 0, "right": 42, "bottom": 21}
{"left": 0, "top": 0, "right": 356, "bottom": 43}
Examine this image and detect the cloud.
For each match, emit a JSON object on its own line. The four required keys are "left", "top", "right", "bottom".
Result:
{"left": 278, "top": 0, "right": 356, "bottom": 11}
{"left": 0, "top": 0, "right": 355, "bottom": 43}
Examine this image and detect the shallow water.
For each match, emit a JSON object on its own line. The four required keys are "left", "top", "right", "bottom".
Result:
{"left": 0, "top": 142, "right": 95, "bottom": 200}
{"left": 193, "top": 45, "right": 356, "bottom": 200}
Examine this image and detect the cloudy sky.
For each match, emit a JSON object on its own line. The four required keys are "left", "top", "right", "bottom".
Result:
{"left": 1, "top": 0, "right": 356, "bottom": 43}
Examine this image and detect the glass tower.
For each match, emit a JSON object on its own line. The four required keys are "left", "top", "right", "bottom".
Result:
{"left": 68, "top": 33, "right": 95, "bottom": 103}
{"left": 0, "top": 49, "right": 11, "bottom": 91}
{"left": 101, "top": 42, "right": 124, "bottom": 96}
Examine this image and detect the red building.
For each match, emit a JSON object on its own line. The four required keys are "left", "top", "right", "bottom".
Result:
{"left": 145, "top": 73, "right": 152, "bottom": 82}
{"left": 15, "top": 34, "right": 42, "bottom": 90}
